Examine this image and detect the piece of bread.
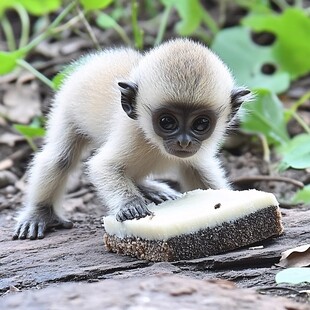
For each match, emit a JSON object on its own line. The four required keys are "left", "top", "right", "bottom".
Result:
{"left": 103, "top": 189, "right": 283, "bottom": 262}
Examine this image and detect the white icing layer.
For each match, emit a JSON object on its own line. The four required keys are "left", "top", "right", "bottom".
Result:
{"left": 103, "top": 189, "right": 279, "bottom": 240}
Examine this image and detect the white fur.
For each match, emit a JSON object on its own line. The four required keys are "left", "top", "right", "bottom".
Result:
{"left": 17, "top": 39, "right": 246, "bottom": 232}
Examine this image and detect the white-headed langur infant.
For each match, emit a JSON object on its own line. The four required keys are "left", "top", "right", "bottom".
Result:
{"left": 13, "top": 38, "right": 251, "bottom": 240}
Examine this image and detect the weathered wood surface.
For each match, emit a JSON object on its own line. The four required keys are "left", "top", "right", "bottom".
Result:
{"left": 2, "top": 275, "right": 310, "bottom": 310}
{"left": 0, "top": 207, "right": 310, "bottom": 304}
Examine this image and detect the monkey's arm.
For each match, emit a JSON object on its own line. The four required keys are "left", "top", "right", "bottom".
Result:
{"left": 87, "top": 145, "right": 154, "bottom": 222}
{"left": 138, "top": 179, "right": 182, "bottom": 204}
{"left": 187, "top": 156, "right": 231, "bottom": 190}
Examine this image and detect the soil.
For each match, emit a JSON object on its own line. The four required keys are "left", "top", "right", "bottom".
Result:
{"left": 0, "top": 2, "right": 310, "bottom": 308}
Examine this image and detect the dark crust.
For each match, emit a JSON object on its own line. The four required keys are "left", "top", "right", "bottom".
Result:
{"left": 104, "top": 205, "right": 283, "bottom": 262}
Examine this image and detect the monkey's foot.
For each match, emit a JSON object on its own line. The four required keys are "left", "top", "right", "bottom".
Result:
{"left": 13, "top": 210, "right": 73, "bottom": 240}
{"left": 138, "top": 181, "right": 182, "bottom": 204}
{"left": 116, "top": 198, "right": 154, "bottom": 222}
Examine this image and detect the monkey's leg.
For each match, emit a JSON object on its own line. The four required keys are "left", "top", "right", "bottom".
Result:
{"left": 88, "top": 150, "right": 154, "bottom": 222}
{"left": 13, "top": 129, "right": 88, "bottom": 240}
{"left": 138, "top": 179, "right": 182, "bottom": 204}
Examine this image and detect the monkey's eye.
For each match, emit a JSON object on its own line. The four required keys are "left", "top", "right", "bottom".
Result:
{"left": 192, "top": 117, "right": 211, "bottom": 133}
{"left": 159, "top": 115, "right": 178, "bottom": 131}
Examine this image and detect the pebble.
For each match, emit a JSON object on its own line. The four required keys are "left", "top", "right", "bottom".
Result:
{"left": 0, "top": 170, "right": 18, "bottom": 188}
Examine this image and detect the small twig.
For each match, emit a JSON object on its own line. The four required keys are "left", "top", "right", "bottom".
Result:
{"left": 292, "top": 112, "right": 310, "bottom": 134}
{"left": 278, "top": 201, "right": 303, "bottom": 209}
{"left": 0, "top": 145, "right": 32, "bottom": 171}
{"left": 51, "top": 15, "right": 81, "bottom": 34}
{"left": 233, "top": 175, "right": 304, "bottom": 189}
{"left": 257, "top": 286, "right": 301, "bottom": 295}
{"left": 258, "top": 133, "right": 271, "bottom": 163}
{"left": 77, "top": 7, "right": 100, "bottom": 49}
{"left": 16, "top": 59, "right": 54, "bottom": 89}
{"left": 66, "top": 188, "right": 90, "bottom": 199}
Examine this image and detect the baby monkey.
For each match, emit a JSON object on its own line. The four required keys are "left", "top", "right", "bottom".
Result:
{"left": 13, "top": 38, "right": 251, "bottom": 240}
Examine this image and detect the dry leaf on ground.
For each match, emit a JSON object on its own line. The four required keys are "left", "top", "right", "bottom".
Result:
{"left": 277, "top": 244, "right": 310, "bottom": 268}
{"left": 0, "top": 132, "right": 25, "bottom": 147}
{"left": 0, "top": 83, "right": 41, "bottom": 124}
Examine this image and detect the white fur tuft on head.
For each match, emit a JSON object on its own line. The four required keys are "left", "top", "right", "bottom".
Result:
{"left": 131, "top": 38, "right": 238, "bottom": 154}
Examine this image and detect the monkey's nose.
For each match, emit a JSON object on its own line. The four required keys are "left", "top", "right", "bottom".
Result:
{"left": 178, "top": 136, "right": 191, "bottom": 149}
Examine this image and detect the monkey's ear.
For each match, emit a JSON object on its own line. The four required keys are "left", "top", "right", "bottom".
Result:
{"left": 231, "top": 87, "right": 251, "bottom": 110}
{"left": 118, "top": 82, "right": 138, "bottom": 120}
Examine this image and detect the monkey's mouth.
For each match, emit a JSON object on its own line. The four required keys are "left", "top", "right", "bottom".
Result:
{"left": 167, "top": 148, "right": 197, "bottom": 158}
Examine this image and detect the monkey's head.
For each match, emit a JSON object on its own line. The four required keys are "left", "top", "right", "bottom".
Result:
{"left": 119, "top": 39, "right": 251, "bottom": 159}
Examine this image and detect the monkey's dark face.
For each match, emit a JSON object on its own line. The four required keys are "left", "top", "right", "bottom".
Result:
{"left": 118, "top": 81, "right": 251, "bottom": 159}
{"left": 152, "top": 105, "right": 217, "bottom": 158}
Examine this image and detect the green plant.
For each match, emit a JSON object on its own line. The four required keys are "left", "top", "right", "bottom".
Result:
{"left": 211, "top": 4, "right": 310, "bottom": 204}
{"left": 242, "top": 8, "right": 310, "bottom": 80}
{"left": 0, "top": 0, "right": 118, "bottom": 143}
{"left": 0, "top": 1, "right": 77, "bottom": 86}
{"left": 95, "top": 0, "right": 144, "bottom": 49}
{"left": 160, "top": 0, "right": 218, "bottom": 43}
{"left": 1, "top": 0, "right": 309, "bottom": 204}
{"left": 14, "top": 117, "right": 46, "bottom": 151}
{"left": 292, "top": 185, "right": 310, "bottom": 204}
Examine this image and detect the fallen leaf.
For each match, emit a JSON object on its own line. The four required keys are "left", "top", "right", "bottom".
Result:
{"left": 0, "top": 83, "right": 41, "bottom": 124}
{"left": 277, "top": 244, "right": 310, "bottom": 267}
{"left": 0, "top": 132, "right": 25, "bottom": 147}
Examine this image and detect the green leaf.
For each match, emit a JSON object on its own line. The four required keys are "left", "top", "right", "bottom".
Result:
{"left": 234, "top": 0, "right": 271, "bottom": 13}
{"left": 96, "top": 11, "right": 117, "bottom": 29}
{"left": 0, "top": 0, "right": 14, "bottom": 15}
{"left": 14, "top": 124, "right": 45, "bottom": 138}
{"left": 242, "top": 8, "right": 310, "bottom": 80}
{"left": 277, "top": 134, "right": 310, "bottom": 171}
{"left": 19, "top": 0, "right": 61, "bottom": 15}
{"left": 0, "top": 50, "right": 24, "bottom": 75}
{"left": 211, "top": 27, "right": 290, "bottom": 94}
{"left": 14, "top": 120, "right": 45, "bottom": 151}
{"left": 292, "top": 185, "right": 310, "bottom": 204}
{"left": 174, "top": 0, "right": 204, "bottom": 35}
{"left": 80, "top": 0, "right": 113, "bottom": 11}
{"left": 276, "top": 267, "right": 310, "bottom": 284}
{"left": 241, "top": 89, "right": 290, "bottom": 146}
{"left": 161, "top": 0, "right": 212, "bottom": 35}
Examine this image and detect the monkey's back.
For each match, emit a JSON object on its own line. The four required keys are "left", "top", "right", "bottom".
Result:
{"left": 50, "top": 48, "right": 142, "bottom": 145}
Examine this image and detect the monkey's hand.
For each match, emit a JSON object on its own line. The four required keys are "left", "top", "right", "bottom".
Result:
{"left": 13, "top": 206, "right": 73, "bottom": 240}
{"left": 116, "top": 197, "right": 153, "bottom": 222}
{"left": 138, "top": 180, "right": 182, "bottom": 204}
